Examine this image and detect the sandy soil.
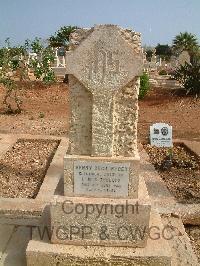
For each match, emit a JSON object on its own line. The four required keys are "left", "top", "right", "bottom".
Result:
{"left": 138, "top": 87, "right": 200, "bottom": 142}
{"left": 0, "top": 83, "right": 199, "bottom": 142}
{"left": 0, "top": 82, "right": 69, "bottom": 136}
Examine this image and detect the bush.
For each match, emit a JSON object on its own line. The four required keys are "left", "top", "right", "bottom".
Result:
{"left": 0, "top": 38, "right": 56, "bottom": 114}
{"left": 139, "top": 72, "right": 150, "bottom": 99}
{"left": 173, "top": 62, "right": 200, "bottom": 96}
{"left": 159, "top": 69, "right": 167, "bottom": 75}
{"left": 29, "top": 38, "right": 56, "bottom": 83}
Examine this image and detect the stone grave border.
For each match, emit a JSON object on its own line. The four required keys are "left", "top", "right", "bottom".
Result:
{"left": 0, "top": 133, "right": 68, "bottom": 226}
{"left": 26, "top": 138, "right": 200, "bottom": 265}
{"left": 0, "top": 136, "right": 199, "bottom": 227}
{"left": 165, "top": 139, "right": 200, "bottom": 225}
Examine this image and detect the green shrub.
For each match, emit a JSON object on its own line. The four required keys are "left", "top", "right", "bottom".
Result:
{"left": 139, "top": 72, "right": 150, "bottom": 99}
{"left": 173, "top": 62, "right": 200, "bottom": 96}
{"left": 159, "top": 69, "right": 167, "bottom": 75}
{"left": 29, "top": 38, "right": 56, "bottom": 83}
{"left": 0, "top": 38, "right": 56, "bottom": 114}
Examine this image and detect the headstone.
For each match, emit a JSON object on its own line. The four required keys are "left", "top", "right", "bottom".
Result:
{"left": 170, "top": 55, "right": 178, "bottom": 68}
{"left": 64, "top": 157, "right": 139, "bottom": 198}
{"left": 52, "top": 24, "right": 150, "bottom": 248}
{"left": 150, "top": 123, "right": 173, "bottom": 147}
{"left": 178, "top": 50, "right": 190, "bottom": 66}
{"left": 65, "top": 25, "right": 143, "bottom": 157}
{"left": 151, "top": 48, "right": 156, "bottom": 63}
{"left": 63, "top": 25, "right": 143, "bottom": 199}
{"left": 26, "top": 25, "right": 172, "bottom": 265}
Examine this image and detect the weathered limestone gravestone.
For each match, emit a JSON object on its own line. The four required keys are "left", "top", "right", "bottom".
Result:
{"left": 26, "top": 25, "right": 172, "bottom": 265}
{"left": 64, "top": 25, "right": 143, "bottom": 199}
{"left": 150, "top": 123, "right": 173, "bottom": 147}
{"left": 66, "top": 25, "right": 142, "bottom": 157}
{"left": 56, "top": 25, "right": 152, "bottom": 248}
{"left": 178, "top": 50, "right": 190, "bottom": 66}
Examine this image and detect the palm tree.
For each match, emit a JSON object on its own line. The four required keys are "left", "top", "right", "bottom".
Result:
{"left": 49, "top": 26, "right": 78, "bottom": 49}
{"left": 172, "top": 32, "right": 199, "bottom": 55}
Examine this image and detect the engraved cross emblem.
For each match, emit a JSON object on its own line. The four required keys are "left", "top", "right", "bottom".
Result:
{"left": 88, "top": 42, "right": 120, "bottom": 84}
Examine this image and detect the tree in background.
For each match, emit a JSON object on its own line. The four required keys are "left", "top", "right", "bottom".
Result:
{"left": 174, "top": 62, "right": 200, "bottom": 97}
{"left": 172, "top": 32, "right": 200, "bottom": 97}
{"left": 28, "top": 38, "right": 55, "bottom": 82}
{"left": 172, "top": 32, "right": 199, "bottom": 61}
{"left": 0, "top": 38, "right": 55, "bottom": 114}
{"left": 49, "top": 26, "right": 78, "bottom": 49}
{"left": 144, "top": 49, "right": 153, "bottom": 62}
{"left": 0, "top": 38, "right": 29, "bottom": 113}
{"left": 155, "top": 44, "right": 172, "bottom": 61}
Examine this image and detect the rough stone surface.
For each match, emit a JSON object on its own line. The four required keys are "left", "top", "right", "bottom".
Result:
{"left": 159, "top": 203, "right": 200, "bottom": 225}
{"left": 68, "top": 75, "right": 92, "bottom": 156}
{"left": 64, "top": 155, "right": 140, "bottom": 198}
{"left": 161, "top": 214, "right": 199, "bottom": 266}
{"left": 26, "top": 211, "right": 172, "bottom": 266}
{"left": 66, "top": 25, "right": 143, "bottom": 93}
{"left": 178, "top": 50, "right": 190, "bottom": 66}
{"left": 50, "top": 196, "right": 150, "bottom": 247}
{"left": 113, "top": 78, "right": 140, "bottom": 157}
{"left": 66, "top": 24, "right": 143, "bottom": 157}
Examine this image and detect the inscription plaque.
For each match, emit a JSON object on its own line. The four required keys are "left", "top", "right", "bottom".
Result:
{"left": 74, "top": 161, "right": 130, "bottom": 197}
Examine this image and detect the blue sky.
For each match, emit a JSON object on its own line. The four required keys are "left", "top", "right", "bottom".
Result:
{"left": 0, "top": 0, "right": 199, "bottom": 47}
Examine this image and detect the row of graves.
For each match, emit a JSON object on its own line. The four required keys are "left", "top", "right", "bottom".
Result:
{"left": 22, "top": 25, "right": 198, "bottom": 265}
{"left": 143, "top": 49, "right": 191, "bottom": 72}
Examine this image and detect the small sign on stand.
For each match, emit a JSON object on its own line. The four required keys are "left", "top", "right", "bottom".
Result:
{"left": 150, "top": 123, "right": 173, "bottom": 147}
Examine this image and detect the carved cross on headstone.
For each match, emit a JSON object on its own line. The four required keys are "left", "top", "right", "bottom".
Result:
{"left": 65, "top": 25, "right": 143, "bottom": 157}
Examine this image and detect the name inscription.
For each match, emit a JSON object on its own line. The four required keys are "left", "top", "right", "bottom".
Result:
{"left": 74, "top": 161, "right": 130, "bottom": 197}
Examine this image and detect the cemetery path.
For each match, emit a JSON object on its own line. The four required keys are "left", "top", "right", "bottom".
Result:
{"left": 0, "top": 84, "right": 199, "bottom": 142}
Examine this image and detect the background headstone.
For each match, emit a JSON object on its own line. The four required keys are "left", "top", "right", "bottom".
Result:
{"left": 178, "top": 50, "right": 190, "bottom": 66}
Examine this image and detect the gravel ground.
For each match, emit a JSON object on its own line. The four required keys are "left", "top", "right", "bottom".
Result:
{"left": 185, "top": 225, "right": 200, "bottom": 263}
{"left": 144, "top": 144, "right": 200, "bottom": 203}
{"left": 0, "top": 139, "right": 59, "bottom": 198}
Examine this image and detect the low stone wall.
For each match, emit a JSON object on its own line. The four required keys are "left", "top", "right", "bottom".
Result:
{"left": 0, "top": 134, "right": 68, "bottom": 226}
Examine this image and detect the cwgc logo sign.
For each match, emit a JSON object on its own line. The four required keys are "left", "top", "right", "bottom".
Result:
{"left": 150, "top": 123, "right": 172, "bottom": 147}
